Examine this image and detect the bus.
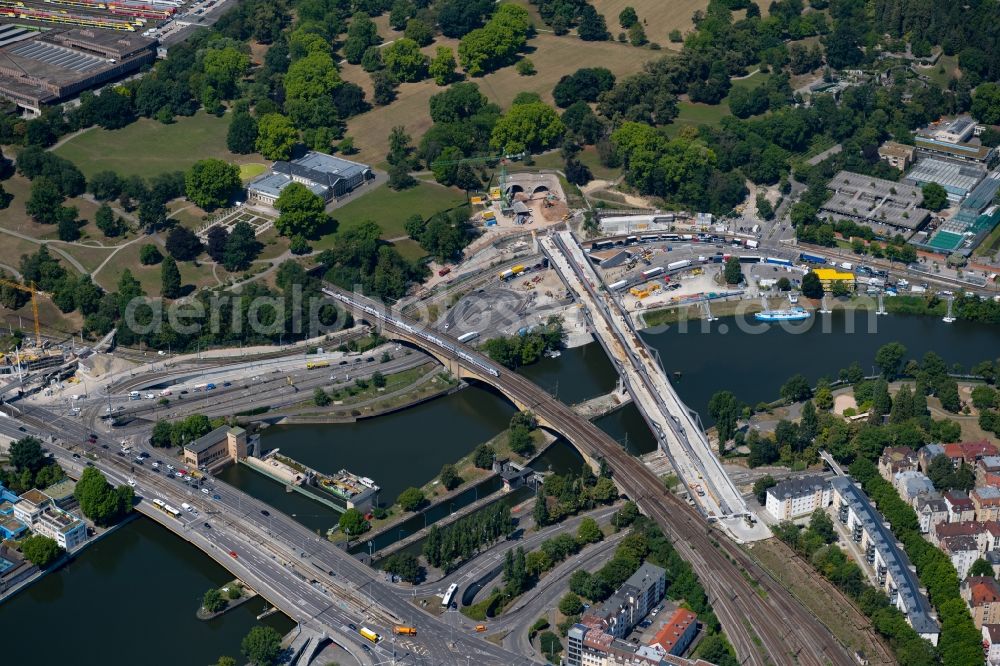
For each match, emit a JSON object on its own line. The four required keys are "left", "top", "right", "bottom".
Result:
{"left": 359, "top": 627, "right": 381, "bottom": 643}
{"left": 152, "top": 498, "right": 181, "bottom": 519}
{"left": 442, "top": 582, "right": 458, "bottom": 608}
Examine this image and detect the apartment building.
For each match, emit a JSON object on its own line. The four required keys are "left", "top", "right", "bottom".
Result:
{"left": 962, "top": 576, "right": 1000, "bottom": 629}
{"left": 764, "top": 475, "right": 832, "bottom": 521}
{"left": 879, "top": 446, "right": 919, "bottom": 481}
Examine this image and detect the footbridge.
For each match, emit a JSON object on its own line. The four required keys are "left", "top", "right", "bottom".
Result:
{"left": 322, "top": 284, "right": 854, "bottom": 666}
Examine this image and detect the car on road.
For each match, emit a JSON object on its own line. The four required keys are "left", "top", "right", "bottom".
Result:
{"left": 145, "top": 393, "right": 155, "bottom": 399}
{"left": 201, "top": 488, "right": 210, "bottom": 495}
{"left": 203, "top": 522, "right": 211, "bottom": 529}
{"left": 213, "top": 494, "right": 221, "bottom": 500}
{"left": 179, "top": 390, "right": 188, "bottom": 395}
{"left": 117, "top": 451, "right": 125, "bottom": 457}
{"left": 348, "top": 624, "right": 357, "bottom": 631}
{"left": 361, "top": 645, "right": 370, "bottom": 653}
{"left": 365, "top": 357, "right": 374, "bottom": 363}
{"left": 338, "top": 361, "right": 347, "bottom": 365}
{"left": 72, "top": 453, "right": 80, "bottom": 459}
{"left": 229, "top": 550, "right": 238, "bottom": 559}
{"left": 88, "top": 434, "right": 97, "bottom": 443}
{"left": 101, "top": 444, "right": 109, "bottom": 449}
{"left": 260, "top": 510, "right": 270, "bottom": 516}
{"left": 86, "top": 461, "right": 94, "bottom": 467}
{"left": 223, "top": 381, "right": 231, "bottom": 387}
{"left": 206, "top": 383, "right": 216, "bottom": 390}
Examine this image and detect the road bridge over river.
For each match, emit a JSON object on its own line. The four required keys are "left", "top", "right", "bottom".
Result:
{"left": 322, "top": 284, "right": 854, "bottom": 666}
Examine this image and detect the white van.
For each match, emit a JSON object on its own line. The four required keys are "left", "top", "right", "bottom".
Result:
{"left": 181, "top": 503, "right": 192, "bottom": 512}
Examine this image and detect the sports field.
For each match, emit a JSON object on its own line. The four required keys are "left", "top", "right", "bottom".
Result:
{"left": 54, "top": 111, "right": 261, "bottom": 180}
{"left": 341, "top": 32, "right": 652, "bottom": 165}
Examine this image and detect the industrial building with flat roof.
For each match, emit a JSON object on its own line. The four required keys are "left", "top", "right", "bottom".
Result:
{"left": 820, "top": 171, "right": 931, "bottom": 236}
{"left": 914, "top": 115, "right": 994, "bottom": 165}
{"left": 248, "top": 151, "right": 374, "bottom": 206}
{"left": 183, "top": 425, "right": 247, "bottom": 471}
{"left": 0, "top": 28, "right": 156, "bottom": 113}
{"left": 904, "top": 157, "right": 986, "bottom": 203}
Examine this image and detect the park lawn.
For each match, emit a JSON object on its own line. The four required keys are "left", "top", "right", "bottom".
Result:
{"left": 590, "top": 0, "right": 708, "bottom": 44}
{"left": 0, "top": 232, "right": 42, "bottom": 277}
{"left": 167, "top": 203, "right": 208, "bottom": 229}
{"left": 341, "top": 32, "right": 649, "bottom": 165}
{"left": 317, "top": 181, "right": 466, "bottom": 248}
{"left": 922, "top": 53, "right": 959, "bottom": 89}
{"left": 664, "top": 100, "right": 732, "bottom": 137}
{"left": 53, "top": 111, "right": 263, "bottom": 180}
{"left": 56, "top": 243, "right": 115, "bottom": 276}
{"left": 730, "top": 69, "right": 770, "bottom": 92}
{"left": 391, "top": 238, "right": 427, "bottom": 262}
{"left": 255, "top": 228, "right": 291, "bottom": 262}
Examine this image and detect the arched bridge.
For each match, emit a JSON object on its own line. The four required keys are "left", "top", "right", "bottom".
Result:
{"left": 321, "top": 285, "right": 853, "bottom": 666}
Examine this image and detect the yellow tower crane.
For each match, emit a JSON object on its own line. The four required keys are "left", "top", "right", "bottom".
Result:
{"left": 0, "top": 279, "right": 41, "bottom": 344}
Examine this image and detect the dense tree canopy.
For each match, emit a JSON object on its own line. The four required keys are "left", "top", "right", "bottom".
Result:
{"left": 274, "top": 182, "right": 330, "bottom": 238}
{"left": 185, "top": 159, "right": 241, "bottom": 210}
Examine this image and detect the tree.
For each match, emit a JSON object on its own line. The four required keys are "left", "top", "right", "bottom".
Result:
{"left": 404, "top": 18, "right": 434, "bottom": 46}
{"left": 10, "top": 436, "right": 46, "bottom": 475}
{"left": 397, "top": 487, "right": 426, "bottom": 511}
{"left": 921, "top": 182, "right": 948, "bottom": 212}
{"left": 723, "top": 257, "right": 743, "bottom": 285}
{"left": 241, "top": 626, "right": 282, "bottom": 666}
{"left": 753, "top": 475, "right": 777, "bottom": 504}
{"left": 203, "top": 588, "right": 228, "bottom": 613}
{"left": 312, "top": 387, "right": 330, "bottom": 406}
{"left": 275, "top": 183, "right": 329, "bottom": 238}
{"left": 95, "top": 203, "right": 124, "bottom": 237}
{"left": 802, "top": 271, "right": 824, "bottom": 298}
{"left": 372, "top": 71, "right": 398, "bottom": 105}
{"left": 559, "top": 592, "right": 584, "bottom": 616}
{"left": 74, "top": 467, "right": 133, "bottom": 526}
{"left": 533, "top": 486, "right": 550, "bottom": 527}
{"left": 255, "top": 113, "right": 298, "bottom": 160}
{"left": 458, "top": 5, "right": 531, "bottom": 76}
{"left": 150, "top": 420, "right": 174, "bottom": 447}
{"left": 552, "top": 68, "right": 616, "bottom": 108}
{"left": 344, "top": 13, "right": 381, "bottom": 65}
{"left": 875, "top": 342, "right": 907, "bottom": 380}
{"left": 809, "top": 508, "right": 836, "bottom": 543}
{"left": 708, "top": 390, "right": 741, "bottom": 450}
{"left": 25, "top": 177, "right": 68, "bottom": 224}
{"left": 214, "top": 658, "right": 236, "bottom": 666}
{"left": 780, "top": 374, "right": 813, "bottom": 403}
{"left": 618, "top": 7, "right": 638, "bottom": 28}
{"left": 185, "top": 159, "right": 240, "bottom": 210}
{"left": 490, "top": 102, "right": 565, "bottom": 154}
{"left": 139, "top": 244, "right": 162, "bottom": 266}
{"left": 21, "top": 534, "right": 61, "bottom": 568}
{"left": 227, "top": 112, "right": 258, "bottom": 154}
{"left": 577, "top": 5, "right": 610, "bottom": 41}
{"left": 577, "top": 517, "right": 602, "bottom": 544}
{"left": 429, "top": 47, "right": 458, "bottom": 85}
{"left": 628, "top": 23, "right": 647, "bottom": 47}
{"left": 206, "top": 226, "right": 229, "bottom": 262}
{"left": 160, "top": 256, "right": 182, "bottom": 298}
{"left": 388, "top": 163, "right": 416, "bottom": 190}
{"left": 439, "top": 463, "right": 461, "bottom": 490}
{"left": 339, "top": 507, "right": 370, "bottom": 536}
{"left": 972, "top": 83, "right": 1000, "bottom": 125}
{"left": 89, "top": 171, "right": 122, "bottom": 201}
{"left": 969, "top": 558, "right": 995, "bottom": 578}
{"left": 165, "top": 226, "right": 203, "bottom": 261}
{"left": 223, "top": 221, "right": 260, "bottom": 271}
{"left": 474, "top": 444, "right": 495, "bottom": 469}
{"left": 383, "top": 38, "right": 428, "bottom": 82}
{"left": 383, "top": 552, "right": 423, "bottom": 583}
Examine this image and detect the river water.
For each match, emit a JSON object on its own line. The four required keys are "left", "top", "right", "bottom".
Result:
{"left": 0, "top": 518, "right": 294, "bottom": 666}
{"left": 5, "top": 312, "right": 994, "bottom": 665}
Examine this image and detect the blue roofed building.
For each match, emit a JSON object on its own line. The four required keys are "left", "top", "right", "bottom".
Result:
{"left": 248, "top": 151, "right": 374, "bottom": 206}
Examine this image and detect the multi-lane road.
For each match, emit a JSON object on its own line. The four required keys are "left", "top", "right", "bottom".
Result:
{"left": 1, "top": 403, "right": 539, "bottom": 666}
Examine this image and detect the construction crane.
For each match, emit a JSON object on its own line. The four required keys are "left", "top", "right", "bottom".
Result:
{"left": 429, "top": 152, "right": 526, "bottom": 209}
{"left": 0, "top": 279, "right": 41, "bottom": 344}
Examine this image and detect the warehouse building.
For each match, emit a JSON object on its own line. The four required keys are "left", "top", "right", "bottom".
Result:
{"left": 248, "top": 151, "right": 374, "bottom": 206}
{"left": 819, "top": 171, "right": 931, "bottom": 237}
{"left": 0, "top": 29, "right": 156, "bottom": 114}
{"left": 813, "top": 268, "right": 856, "bottom": 291}
{"left": 904, "top": 158, "right": 985, "bottom": 203}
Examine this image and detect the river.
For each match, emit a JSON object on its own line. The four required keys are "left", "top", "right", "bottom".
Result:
{"left": 0, "top": 518, "right": 294, "bottom": 666}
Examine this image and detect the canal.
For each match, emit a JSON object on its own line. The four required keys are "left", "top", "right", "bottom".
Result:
{"left": 0, "top": 518, "right": 294, "bottom": 666}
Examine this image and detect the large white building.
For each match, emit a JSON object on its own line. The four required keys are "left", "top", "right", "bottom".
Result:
{"left": 764, "top": 475, "right": 831, "bottom": 521}
{"left": 12, "top": 487, "right": 88, "bottom": 551}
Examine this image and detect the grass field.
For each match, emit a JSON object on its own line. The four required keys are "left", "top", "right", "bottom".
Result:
{"left": 316, "top": 182, "right": 467, "bottom": 248}
{"left": 665, "top": 101, "right": 733, "bottom": 136}
{"left": 591, "top": 0, "right": 708, "bottom": 45}
{"left": 239, "top": 163, "right": 267, "bottom": 182}
{"left": 53, "top": 111, "right": 262, "bottom": 180}
{"left": 341, "top": 32, "right": 651, "bottom": 164}
{"left": 922, "top": 53, "right": 960, "bottom": 89}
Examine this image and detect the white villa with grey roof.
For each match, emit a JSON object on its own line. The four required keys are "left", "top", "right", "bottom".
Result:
{"left": 248, "top": 151, "right": 374, "bottom": 206}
